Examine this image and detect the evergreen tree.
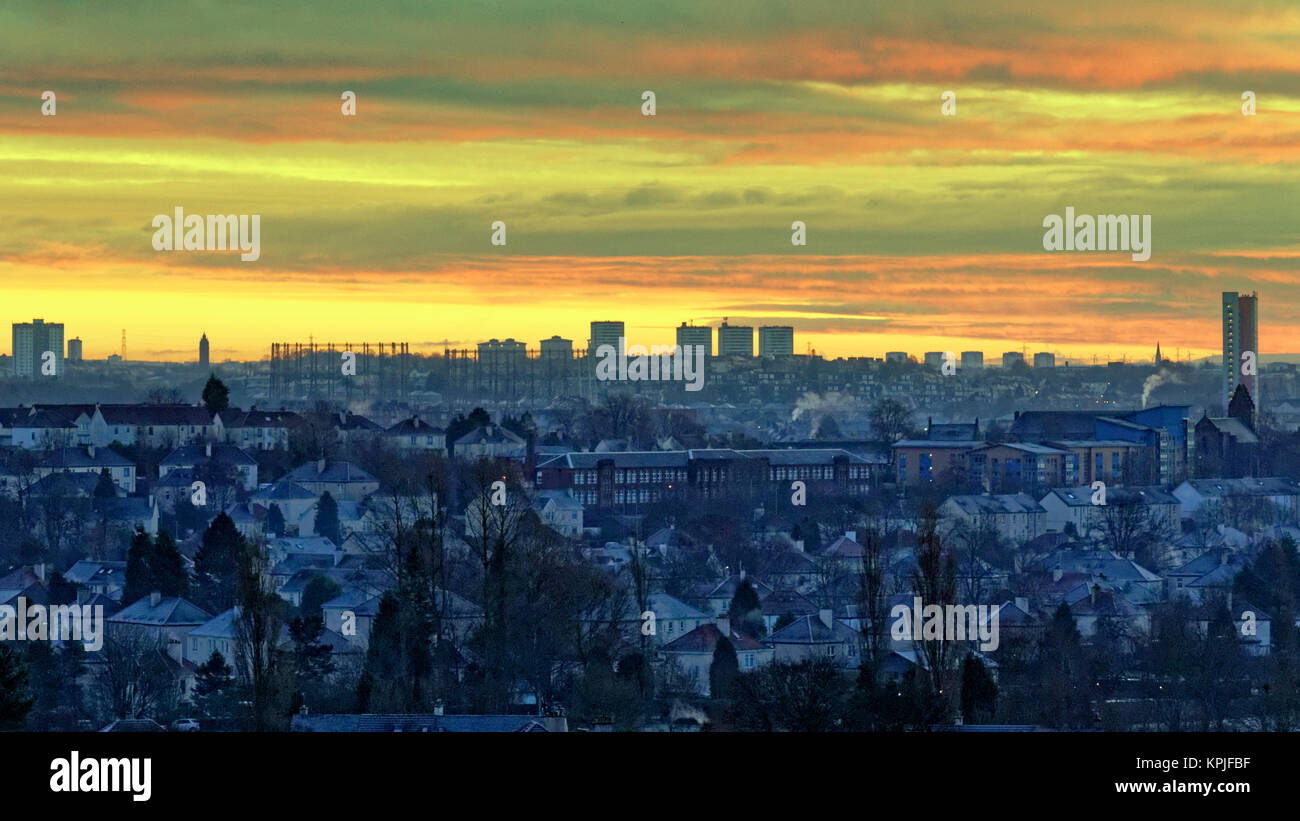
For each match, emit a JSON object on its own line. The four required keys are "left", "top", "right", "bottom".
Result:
{"left": 290, "top": 614, "right": 335, "bottom": 683}
{"left": 960, "top": 653, "right": 998, "bottom": 724}
{"left": 194, "top": 513, "right": 246, "bottom": 613}
{"left": 122, "top": 527, "right": 154, "bottom": 605}
{"left": 24, "top": 642, "right": 85, "bottom": 730}
{"left": 193, "top": 650, "right": 235, "bottom": 718}
{"left": 709, "top": 635, "right": 740, "bottom": 700}
{"left": 267, "top": 503, "right": 286, "bottom": 538}
{"left": 150, "top": 530, "right": 189, "bottom": 598}
{"left": 0, "top": 645, "right": 33, "bottom": 730}
{"left": 201, "top": 375, "right": 230, "bottom": 414}
{"left": 729, "top": 578, "right": 765, "bottom": 637}
{"left": 316, "top": 491, "right": 340, "bottom": 544}
{"left": 93, "top": 468, "right": 117, "bottom": 501}
{"left": 300, "top": 574, "right": 343, "bottom": 621}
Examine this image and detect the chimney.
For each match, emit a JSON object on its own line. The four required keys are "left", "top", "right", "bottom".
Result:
{"left": 206, "top": 442, "right": 212, "bottom": 458}
{"left": 299, "top": 704, "right": 309, "bottom": 717}
{"left": 1053, "top": 565, "right": 1063, "bottom": 583}
{"left": 317, "top": 457, "right": 326, "bottom": 475}
{"left": 87, "top": 445, "right": 96, "bottom": 459}
{"left": 1090, "top": 584, "right": 1099, "bottom": 607}
{"left": 794, "top": 538, "right": 805, "bottom": 553}
{"left": 433, "top": 700, "right": 445, "bottom": 716}
{"left": 1015, "top": 596, "right": 1029, "bottom": 613}
{"left": 32, "top": 563, "right": 46, "bottom": 583}
{"left": 1221, "top": 549, "right": 1229, "bottom": 566}
{"left": 845, "top": 530, "right": 856, "bottom": 544}
{"left": 819, "top": 608, "right": 834, "bottom": 629}
{"left": 150, "top": 590, "right": 161, "bottom": 607}
{"left": 716, "top": 614, "right": 731, "bottom": 638}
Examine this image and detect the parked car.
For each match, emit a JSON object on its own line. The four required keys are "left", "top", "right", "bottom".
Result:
{"left": 172, "top": 718, "right": 200, "bottom": 732}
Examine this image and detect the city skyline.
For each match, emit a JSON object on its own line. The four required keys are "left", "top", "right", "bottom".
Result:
{"left": 4, "top": 312, "right": 1281, "bottom": 367}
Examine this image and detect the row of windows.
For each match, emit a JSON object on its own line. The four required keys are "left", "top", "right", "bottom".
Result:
{"left": 572, "top": 468, "right": 689, "bottom": 485}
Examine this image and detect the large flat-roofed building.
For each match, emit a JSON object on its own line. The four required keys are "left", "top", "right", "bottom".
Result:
{"left": 960, "top": 351, "right": 984, "bottom": 370}
{"left": 589, "top": 320, "right": 625, "bottom": 355}
{"left": 1033, "top": 352, "right": 1055, "bottom": 368}
{"left": 539, "top": 335, "right": 573, "bottom": 360}
{"left": 536, "top": 447, "right": 871, "bottom": 510}
{"left": 758, "top": 326, "right": 794, "bottom": 357}
{"left": 12, "top": 319, "right": 64, "bottom": 377}
{"left": 676, "top": 323, "right": 712, "bottom": 357}
{"left": 717, "top": 321, "right": 753, "bottom": 357}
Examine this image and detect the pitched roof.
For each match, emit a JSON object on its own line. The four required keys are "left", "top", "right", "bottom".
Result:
{"left": 385, "top": 416, "right": 445, "bottom": 435}
{"left": 454, "top": 425, "right": 526, "bottom": 447}
{"left": 40, "top": 447, "right": 133, "bottom": 468}
{"left": 110, "top": 595, "right": 211, "bottom": 626}
{"left": 160, "top": 443, "right": 257, "bottom": 467}
{"left": 944, "top": 493, "right": 1043, "bottom": 515}
{"left": 768, "top": 613, "right": 859, "bottom": 644}
{"left": 287, "top": 460, "right": 377, "bottom": 485}
{"left": 646, "top": 592, "right": 707, "bottom": 620}
{"left": 253, "top": 479, "right": 316, "bottom": 501}
{"left": 662, "top": 622, "right": 766, "bottom": 653}
{"left": 98, "top": 405, "right": 215, "bottom": 426}
{"left": 1201, "top": 416, "right": 1259, "bottom": 444}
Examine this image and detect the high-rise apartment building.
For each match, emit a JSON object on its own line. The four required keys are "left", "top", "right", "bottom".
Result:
{"left": 12, "top": 319, "right": 64, "bottom": 377}
{"left": 1033, "top": 352, "right": 1056, "bottom": 368}
{"left": 589, "top": 321, "right": 625, "bottom": 355}
{"left": 1222, "top": 291, "right": 1259, "bottom": 411}
{"left": 199, "top": 332, "right": 210, "bottom": 367}
{"left": 676, "top": 323, "right": 713, "bottom": 357}
{"left": 960, "top": 351, "right": 984, "bottom": 369}
{"left": 539, "top": 335, "right": 573, "bottom": 360}
{"left": 717, "top": 321, "right": 753, "bottom": 357}
{"left": 67, "top": 337, "right": 83, "bottom": 363}
{"left": 1002, "top": 351, "right": 1025, "bottom": 368}
{"left": 758, "top": 326, "right": 794, "bottom": 357}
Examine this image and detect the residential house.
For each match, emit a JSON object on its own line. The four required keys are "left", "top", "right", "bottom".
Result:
{"left": 159, "top": 443, "right": 258, "bottom": 491}
{"left": 531, "top": 490, "right": 583, "bottom": 538}
{"left": 939, "top": 493, "right": 1045, "bottom": 543}
{"left": 286, "top": 459, "right": 379, "bottom": 502}
{"left": 646, "top": 592, "right": 710, "bottom": 645}
{"left": 767, "top": 609, "right": 862, "bottom": 669}
{"left": 107, "top": 592, "right": 212, "bottom": 665}
{"left": 35, "top": 445, "right": 136, "bottom": 493}
{"left": 454, "top": 424, "right": 527, "bottom": 461}
{"left": 383, "top": 416, "right": 446, "bottom": 453}
{"left": 662, "top": 615, "right": 773, "bottom": 695}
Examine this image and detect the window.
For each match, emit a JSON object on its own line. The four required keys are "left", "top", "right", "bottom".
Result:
{"left": 744, "top": 654, "right": 754, "bottom": 668}
{"left": 1112, "top": 453, "right": 1120, "bottom": 475}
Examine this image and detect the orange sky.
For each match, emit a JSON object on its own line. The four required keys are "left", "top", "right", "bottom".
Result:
{"left": 0, "top": 0, "right": 1296, "bottom": 362}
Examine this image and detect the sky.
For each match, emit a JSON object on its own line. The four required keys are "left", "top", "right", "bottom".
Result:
{"left": 0, "top": 0, "right": 1297, "bottom": 362}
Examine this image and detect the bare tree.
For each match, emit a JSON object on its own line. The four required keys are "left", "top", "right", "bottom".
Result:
{"left": 93, "top": 630, "right": 176, "bottom": 722}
